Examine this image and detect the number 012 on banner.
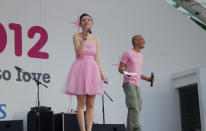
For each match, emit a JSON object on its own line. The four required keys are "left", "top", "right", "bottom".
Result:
{"left": 0, "top": 22, "right": 49, "bottom": 59}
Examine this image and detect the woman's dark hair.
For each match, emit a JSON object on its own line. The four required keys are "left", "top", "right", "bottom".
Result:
{"left": 79, "top": 13, "right": 93, "bottom": 34}
{"left": 79, "top": 13, "right": 93, "bottom": 24}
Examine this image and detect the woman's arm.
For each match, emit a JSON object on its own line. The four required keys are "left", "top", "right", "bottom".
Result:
{"left": 95, "top": 37, "right": 105, "bottom": 79}
{"left": 73, "top": 34, "right": 85, "bottom": 56}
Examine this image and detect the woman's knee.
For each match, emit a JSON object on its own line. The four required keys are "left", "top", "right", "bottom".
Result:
{"left": 78, "top": 103, "right": 86, "bottom": 109}
{"left": 86, "top": 96, "right": 95, "bottom": 109}
{"left": 77, "top": 97, "right": 86, "bottom": 109}
{"left": 86, "top": 102, "right": 94, "bottom": 109}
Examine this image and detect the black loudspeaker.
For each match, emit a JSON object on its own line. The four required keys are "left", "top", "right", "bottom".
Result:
{"left": 27, "top": 107, "right": 54, "bottom": 131}
{"left": 92, "top": 124, "right": 126, "bottom": 131}
{"left": 54, "top": 113, "right": 80, "bottom": 131}
{"left": 0, "top": 120, "right": 23, "bottom": 131}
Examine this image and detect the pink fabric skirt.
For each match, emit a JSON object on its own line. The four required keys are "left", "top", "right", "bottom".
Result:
{"left": 65, "top": 55, "right": 103, "bottom": 95}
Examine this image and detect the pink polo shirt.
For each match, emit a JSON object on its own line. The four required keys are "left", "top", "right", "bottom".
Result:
{"left": 120, "top": 49, "right": 143, "bottom": 87}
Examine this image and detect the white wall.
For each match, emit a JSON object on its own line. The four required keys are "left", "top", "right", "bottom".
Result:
{"left": 199, "top": 68, "right": 206, "bottom": 131}
{"left": 1, "top": 0, "right": 206, "bottom": 131}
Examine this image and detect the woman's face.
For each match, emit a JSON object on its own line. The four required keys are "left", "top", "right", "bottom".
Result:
{"left": 80, "top": 15, "right": 93, "bottom": 30}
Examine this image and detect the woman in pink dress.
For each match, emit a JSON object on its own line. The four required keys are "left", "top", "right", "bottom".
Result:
{"left": 65, "top": 13, "right": 106, "bottom": 131}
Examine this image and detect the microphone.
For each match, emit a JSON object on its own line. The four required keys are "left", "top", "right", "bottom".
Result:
{"left": 14, "top": 66, "right": 22, "bottom": 71}
{"left": 151, "top": 72, "right": 154, "bottom": 87}
{"left": 86, "top": 24, "right": 92, "bottom": 34}
{"left": 88, "top": 29, "right": 92, "bottom": 34}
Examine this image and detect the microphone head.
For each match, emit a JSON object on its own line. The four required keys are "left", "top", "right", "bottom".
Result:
{"left": 151, "top": 72, "right": 154, "bottom": 78}
{"left": 88, "top": 29, "right": 92, "bottom": 34}
{"left": 85, "top": 24, "right": 92, "bottom": 34}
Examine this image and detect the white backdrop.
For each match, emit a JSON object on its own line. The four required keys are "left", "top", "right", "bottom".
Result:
{"left": 1, "top": 0, "right": 206, "bottom": 131}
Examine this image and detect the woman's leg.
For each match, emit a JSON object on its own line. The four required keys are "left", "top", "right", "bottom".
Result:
{"left": 85, "top": 95, "right": 95, "bottom": 131}
{"left": 77, "top": 95, "right": 86, "bottom": 131}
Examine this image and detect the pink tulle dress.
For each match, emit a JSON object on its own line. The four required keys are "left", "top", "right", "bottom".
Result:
{"left": 65, "top": 35, "right": 103, "bottom": 95}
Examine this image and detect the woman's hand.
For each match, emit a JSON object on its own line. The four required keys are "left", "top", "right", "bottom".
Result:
{"left": 73, "top": 34, "right": 86, "bottom": 56}
{"left": 101, "top": 73, "right": 107, "bottom": 80}
{"left": 102, "top": 76, "right": 110, "bottom": 84}
{"left": 101, "top": 74, "right": 108, "bottom": 83}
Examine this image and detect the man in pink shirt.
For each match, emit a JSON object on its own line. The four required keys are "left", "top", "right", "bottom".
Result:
{"left": 119, "top": 35, "right": 154, "bottom": 131}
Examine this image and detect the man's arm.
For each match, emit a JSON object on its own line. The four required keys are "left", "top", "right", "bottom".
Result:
{"left": 119, "top": 62, "right": 126, "bottom": 74}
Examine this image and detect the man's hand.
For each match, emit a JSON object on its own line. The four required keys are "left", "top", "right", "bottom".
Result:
{"left": 141, "top": 75, "right": 154, "bottom": 83}
{"left": 119, "top": 62, "right": 126, "bottom": 74}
